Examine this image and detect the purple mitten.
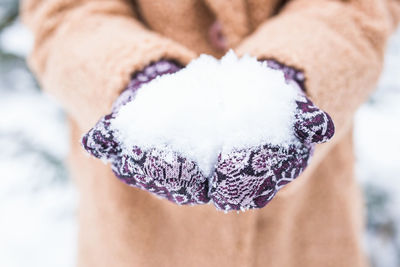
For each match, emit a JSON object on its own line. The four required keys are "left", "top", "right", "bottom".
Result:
{"left": 82, "top": 60, "right": 210, "bottom": 205}
{"left": 209, "top": 60, "right": 334, "bottom": 211}
{"left": 82, "top": 60, "right": 181, "bottom": 160}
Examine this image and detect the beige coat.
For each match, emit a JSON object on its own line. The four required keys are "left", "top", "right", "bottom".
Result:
{"left": 22, "top": 0, "right": 400, "bottom": 266}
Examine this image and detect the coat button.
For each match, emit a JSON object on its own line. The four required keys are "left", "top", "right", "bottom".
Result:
{"left": 209, "top": 20, "right": 228, "bottom": 52}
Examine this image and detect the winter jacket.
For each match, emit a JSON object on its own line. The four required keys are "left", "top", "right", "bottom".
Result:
{"left": 21, "top": 0, "right": 400, "bottom": 266}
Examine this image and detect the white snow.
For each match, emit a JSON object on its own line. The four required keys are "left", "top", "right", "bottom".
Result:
{"left": 0, "top": 91, "right": 77, "bottom": 267}
{"left": 111, "top": 51, "right": 300, "bottom": 176}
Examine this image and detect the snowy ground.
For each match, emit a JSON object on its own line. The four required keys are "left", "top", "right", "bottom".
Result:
{"left": 0, "top": 9, "right": 400, "bottom": 267}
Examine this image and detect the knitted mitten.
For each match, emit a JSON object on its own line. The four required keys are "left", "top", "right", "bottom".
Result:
{"left": 83, "top": 60, "right": 210, "bottom": 204}
{"left": 209, "top": 60, "right": 334, "bottom": 211}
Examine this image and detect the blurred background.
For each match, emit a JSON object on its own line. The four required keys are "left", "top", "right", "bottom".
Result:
{"left": 0, "top": 1, "right": 399, "bottom": 266}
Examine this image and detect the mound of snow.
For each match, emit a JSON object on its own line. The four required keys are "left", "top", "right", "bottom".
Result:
{"left": 111, "top": 51, "right": 300, "bottom": 176}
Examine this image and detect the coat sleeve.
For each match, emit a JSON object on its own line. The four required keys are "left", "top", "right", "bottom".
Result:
{"left": 21, "top": 0, "right": 196, "bottom": 129}
{"left": 236, "top": 0, "right": 400, "bottom": 150}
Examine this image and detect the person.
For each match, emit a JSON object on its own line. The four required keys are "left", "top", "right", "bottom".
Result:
{"left": 21, "top": 0, "right": 400, "bottom": 266}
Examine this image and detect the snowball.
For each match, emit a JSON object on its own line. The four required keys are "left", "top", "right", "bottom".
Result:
{"left": 111, "top": 51, "right": 300, "bottom": 177}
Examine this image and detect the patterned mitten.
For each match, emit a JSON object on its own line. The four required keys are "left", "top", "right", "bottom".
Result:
{"left": 209, "top": 60, "right": 334, "bottom": 211}
{"left": 83, "top": 60, "right": 211, "bottom": 205}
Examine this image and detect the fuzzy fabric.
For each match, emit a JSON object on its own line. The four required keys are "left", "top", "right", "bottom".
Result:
{"left": 82, "top": 60, "right": 334, "bottom": 211}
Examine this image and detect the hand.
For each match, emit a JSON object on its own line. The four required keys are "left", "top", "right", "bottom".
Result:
{"left": 82, "top": 60, "right": 210, "bottom": 205}
{"left": 210, "top": 87, "right": 334, "bottom": 211}
{"left": 209, "top": 60, "right": 334, "bottom": 211}
{"left": 82, "top": 60, "right": 334, "bottom": 211}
